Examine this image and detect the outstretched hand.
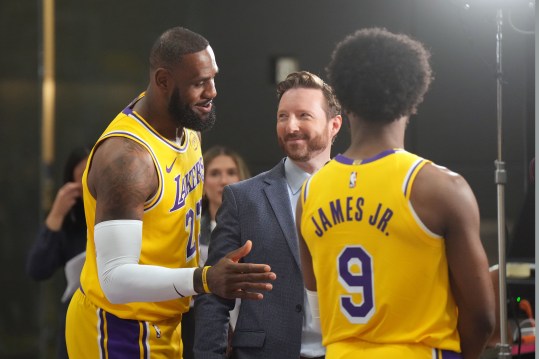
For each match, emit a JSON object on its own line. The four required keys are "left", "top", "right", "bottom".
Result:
{"left": 206, "top": 240, "right": 276, "bottom": 300}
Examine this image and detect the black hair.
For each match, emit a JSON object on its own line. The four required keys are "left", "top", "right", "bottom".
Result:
{"left": 63, "top": 146, "right": 91, "bottom": 184}
{"left": 327, "top": 27, "right": 433, "bottom": 124}
{"left": 62, "top": 145, "right": 91, "bottom": 229}
{"left": 149, "top": 27, "right": 209, "bottom": 70}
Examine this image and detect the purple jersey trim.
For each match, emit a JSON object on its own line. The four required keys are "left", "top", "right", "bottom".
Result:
{"left": 334, "top": 149, "right": 397, "bottom": 165}
{"left": 103, "top": 310, "right": 148, "bottom": 358}
{"left": 403, "top": 159, "right": 425, "bottom": 197}
{"left": 334, "top": 154, "right": 354, "bottom": 165}
{"left": 437, "top": 349, "right": 462, "bottom": 359}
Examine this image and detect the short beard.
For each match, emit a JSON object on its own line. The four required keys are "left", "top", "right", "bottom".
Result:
{"left": 278, "top": 132, "right": 329, "bottom": 162}
{"left": 169, "top": 87, "right": 217, "bottom": 132}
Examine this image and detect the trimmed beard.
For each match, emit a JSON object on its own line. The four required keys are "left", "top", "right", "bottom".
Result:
{"left": 278, "top": 131, "right": 330, "bottom": 162}
{"left": 169, "top": 87, "right": 216, "bottom": 132}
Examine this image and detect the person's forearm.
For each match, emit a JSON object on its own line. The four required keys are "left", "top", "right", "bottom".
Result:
{"left": 99, "top": 262, "right": 198, "bottom": 303}
{"left": 45, "top": 212, "right": 64, "bottom": 231}
{"left": 95, "top": 220, "right": 201, "bottom": 303}
{"left": 458, "top": 316, "right": 494, "bottom": 359}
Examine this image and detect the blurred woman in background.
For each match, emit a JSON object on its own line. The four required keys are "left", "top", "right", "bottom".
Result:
{"left": 26, "top": 145, "right": 90, "bottom": 359}
{"left": 182, "top": 145, "right": 251, "bottom": 359}
{"left": 198, "top": 145, "right": 251, "bottom": 265}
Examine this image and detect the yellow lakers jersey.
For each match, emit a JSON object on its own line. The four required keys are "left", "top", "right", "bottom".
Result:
{"left": 300, "top": 149, "right": 461, "bottom": 356}
{"left": 80, "top": 94, "right": 203, "bottom": 322}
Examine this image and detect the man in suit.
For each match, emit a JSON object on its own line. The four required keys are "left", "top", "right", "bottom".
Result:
{"left": 193, "top": 71, "right": 342, "bottom": 359}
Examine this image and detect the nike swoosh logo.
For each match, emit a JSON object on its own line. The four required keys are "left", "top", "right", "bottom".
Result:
{"left": 166, "top": 158, "right": 177, "bottom": 173}
{"left": 173, "top": 283, "right": 185, "bottom": 298}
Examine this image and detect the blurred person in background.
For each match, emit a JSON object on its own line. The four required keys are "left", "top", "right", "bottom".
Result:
{"left": 26, "top": 145, "right": 90, "bottom": 359}
{"left": 199, "top": 145, "right": 251, "bottom": 265}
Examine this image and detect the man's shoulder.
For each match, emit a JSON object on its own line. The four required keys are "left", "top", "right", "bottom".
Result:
{"left": 417, "top": 162, "right": 466, "bottom": 189}
{"left": 229, "top": 160, "right": 285, "bottom": 191}
{"left": 413, "top": 161, "right": 473, "bottom": 214}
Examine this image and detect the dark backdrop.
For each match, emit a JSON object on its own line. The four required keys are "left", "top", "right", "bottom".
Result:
{"left": 0, "top": 0, "right": 534, "bottom": 358}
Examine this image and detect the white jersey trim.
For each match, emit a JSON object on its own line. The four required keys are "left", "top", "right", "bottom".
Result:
{"left": 408, "top": 201, "right": 443, "bottom": 239}
{"left": 403, "top": 159, "right": 443, "bottom": 239}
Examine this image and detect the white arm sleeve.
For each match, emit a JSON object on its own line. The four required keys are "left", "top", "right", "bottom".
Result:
{"left": 95, "top": 220, "right": 198, "bottom": 304}
{"left": 306, "top": 289, "right": 321, "bottom": 332}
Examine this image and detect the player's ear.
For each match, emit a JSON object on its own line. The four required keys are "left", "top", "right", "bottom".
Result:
{"left": 154, "top": 68, "right": 171, "bottom": 91}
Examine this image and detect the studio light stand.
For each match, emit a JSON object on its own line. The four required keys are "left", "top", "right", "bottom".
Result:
{"left": 493, "top": 7, "right": 511, "bottom": 359}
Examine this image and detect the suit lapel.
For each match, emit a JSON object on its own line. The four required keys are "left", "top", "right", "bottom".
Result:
{"left": 263, "top": 160, "right": 301, "bottom": 269}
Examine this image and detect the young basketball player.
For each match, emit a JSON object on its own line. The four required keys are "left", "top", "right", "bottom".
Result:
{"left": 297, "top": 28, "right": 495, "bottom": 359}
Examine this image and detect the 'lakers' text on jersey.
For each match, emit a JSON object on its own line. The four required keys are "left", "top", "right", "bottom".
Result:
{"left": 79, "top": 93, "right": 204, "bottom": 323}
{"left": 300, "top": 149, "right": 461, "bottom": 359}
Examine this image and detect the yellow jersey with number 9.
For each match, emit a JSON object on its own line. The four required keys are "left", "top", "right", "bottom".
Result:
{"left": 300, "top": 149, "right": 461, "bottom": 357}
{"left": 80, "top": 93, "right": 203, "bottom": 322}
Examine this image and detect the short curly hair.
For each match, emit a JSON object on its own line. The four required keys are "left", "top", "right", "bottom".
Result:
{"left": 326, "top": 27, "right": 433, "bottom": 124}
{"left": 149, "top": 27, "right": 209, "bottom": 71}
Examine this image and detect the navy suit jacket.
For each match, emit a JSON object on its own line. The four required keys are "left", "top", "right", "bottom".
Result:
{"left": 193, "top": 159, "right": 306, "bottom": 359}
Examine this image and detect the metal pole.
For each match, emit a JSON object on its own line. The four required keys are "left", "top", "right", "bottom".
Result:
{"left": 494, "top": 8, "right": 511, "bottom": 359}
{"left": 38, "top": 0, "right": 56, "bottom": 358}
{"left": 41, "top": 0, "right": 56, "bottom": 215}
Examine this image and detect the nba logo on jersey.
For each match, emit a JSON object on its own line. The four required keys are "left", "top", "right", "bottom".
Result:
{"left": 190, "top": 131, "right": 199, "bottom": 151}
{"left": 349, "top": 171, "right": 357, "bottom": 188}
